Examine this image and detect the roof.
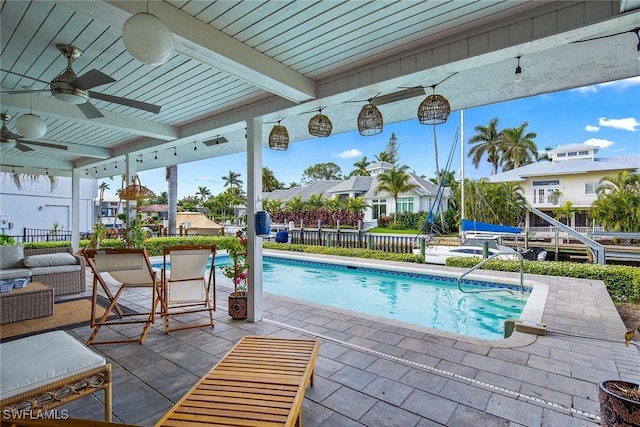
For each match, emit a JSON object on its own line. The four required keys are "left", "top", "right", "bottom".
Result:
{"left": 327, "top": 176, "right": 373, "bottom": 194}
{"left": 138, "top": 204, "right": 169, "bottom": 213}
{"left": 0, "top": 2, "right": 637, "bottom": 178}
{"left": 488, "top": 155, "right": 640, "bottom": 183}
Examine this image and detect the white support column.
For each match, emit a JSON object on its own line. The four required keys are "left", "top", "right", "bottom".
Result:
{"left": 246, "top": 118, "right": 263, "bottom": 322}
{"left": 71, "top": 169, "right": 81, "bottom": 250}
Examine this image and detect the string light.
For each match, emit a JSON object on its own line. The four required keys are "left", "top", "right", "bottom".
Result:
{"left": 114, "top": 162, "right": 118, "bottom": 170}
{"left": 45, "top": 169, "right": 49, "bottom": 175}
{"left": 154, "top": 151, "right": 158, "bottom": 160}
{"left": 514, "top": 56, "right": 522, "bottom": 83}
{"left": 193, "top": 142, "right": 197, "bottom": 151}
{"left": 85, "top": 169, "right": 88, "bottom": 176}
{"left": 173, "top": 147, "right": 177, "bottom": 156}
{"left": 103, "top": 164, "right": 107, "bottom": 171}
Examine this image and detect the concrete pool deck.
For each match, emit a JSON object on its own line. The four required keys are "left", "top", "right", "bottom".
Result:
{"left": 53, "top": 254, "right": 638, "bottom": 426}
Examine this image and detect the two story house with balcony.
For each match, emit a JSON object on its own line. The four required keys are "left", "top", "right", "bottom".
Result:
{"left": 487, "top": 143, "right": 640, "bottom": 229}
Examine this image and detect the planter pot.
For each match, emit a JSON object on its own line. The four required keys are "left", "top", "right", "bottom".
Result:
{"left": 599, "top": 380, "right": 640, "bottom": 427}
{"left": 228, "top": 293, "right": 247, "bottom": 320}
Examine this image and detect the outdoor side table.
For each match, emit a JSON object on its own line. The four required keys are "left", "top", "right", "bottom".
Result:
{"left": 0, "top": 281, "right": 54, "bottom": 324}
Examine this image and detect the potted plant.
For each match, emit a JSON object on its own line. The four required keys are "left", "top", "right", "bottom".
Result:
{"left": 222, "top": 230, "right": 248, "bottom": 319}
{"left": 599, "top": 325, "right": 640, "bottom": 426}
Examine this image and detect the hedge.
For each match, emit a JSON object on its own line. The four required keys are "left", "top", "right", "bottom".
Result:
{"left": 446, "top": 257, "right": 640, "bottom": 303}
{"left": 263, "top": 242, "right": 425, "bottom": 264}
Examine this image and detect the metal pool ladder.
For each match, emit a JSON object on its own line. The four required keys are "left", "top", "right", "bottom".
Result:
{"left": 457, "top": 251, "right": 524, "bottom": 295}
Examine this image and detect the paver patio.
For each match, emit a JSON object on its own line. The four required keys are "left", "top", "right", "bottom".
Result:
{"left": 48, "top": 254, "right": 639, "bottom": 426}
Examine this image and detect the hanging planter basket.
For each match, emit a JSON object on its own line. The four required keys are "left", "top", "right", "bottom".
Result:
{"left": 119, "top": 175, "right": 156, "bottom": 201}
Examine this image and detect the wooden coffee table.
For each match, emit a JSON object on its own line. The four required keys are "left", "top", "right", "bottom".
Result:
{"left": 0, "top": 281, "right": 54, "bottom": 324}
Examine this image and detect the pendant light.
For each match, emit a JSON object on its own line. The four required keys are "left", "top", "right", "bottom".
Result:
{"left": 514, "top": 56, "right": 522, "bottom": 83}
{"left": 16, "top": 94, "right": 47, "bottom": 139}
{"left": 357, "top": 101, "right": 383, "bottom": 136}
{"left": 122, "top": 1, "right": 174, "bottom": 66}
{"left": 308, "top": 108, "right": 332, "bottom": 137}
{"left": 269, "top": 120, "right": 289, "bottom": 150}
{"left": 417, "top": 87, "right": 451, "bottom": 125}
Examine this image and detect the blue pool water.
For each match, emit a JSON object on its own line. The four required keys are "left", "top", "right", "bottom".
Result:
{"left": 156, "top": 255, "right": 529, "bottom": 339}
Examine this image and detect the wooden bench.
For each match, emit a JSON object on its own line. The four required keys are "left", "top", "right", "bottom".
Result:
{"left": 155, "top": 335, "right": 320, "bottom": 427}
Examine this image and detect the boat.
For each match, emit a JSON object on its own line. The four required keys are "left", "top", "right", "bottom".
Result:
{"left": 421, "top": 236, "right": 519, "bottom": 265}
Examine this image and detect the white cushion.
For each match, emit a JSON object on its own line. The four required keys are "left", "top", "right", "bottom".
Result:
{"left": 0, "top": 330, "right": 106, "bottom": 399}
{"left": 0, "top": 245, "right": 24, "bottom": 269}
{"left": 23, "top": 253, "right": 78, "bottom": 268}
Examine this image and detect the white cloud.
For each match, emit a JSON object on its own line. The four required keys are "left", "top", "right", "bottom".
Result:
{"left": 572, "top": 76, "right": 640, "bottom": 94}
{"left": 585, "top": 125, "right": 600, "bottom": 132}
{"left": 335, "top": 149, "right": 362, "bottom": 158}
{"left": 583, "top": 138, "right": 614, "bottom": 148}
{"left": 598, "top": 117, "right": 639, "bottom": 131}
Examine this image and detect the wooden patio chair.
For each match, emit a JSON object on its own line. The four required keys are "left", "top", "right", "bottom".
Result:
{"left": 83, "top": 248, "right": 161, "bottom": 346}
{"left": 160, "top": 245, "right": 216, "bottom": 334}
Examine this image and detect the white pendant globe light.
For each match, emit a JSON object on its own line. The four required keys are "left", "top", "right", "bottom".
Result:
{"left": 15, "top": 114, "right": 47, "bottom": 139}
{"left": 122, "top": 12, "right": 174, "bottom": 66}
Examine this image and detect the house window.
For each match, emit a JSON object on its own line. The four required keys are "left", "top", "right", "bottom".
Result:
{"left": 533, "top": 180, "right": 559, "bottom": 186}
{"left": 556, "top": 153, "right": 566, "bottom": 158}
{"left": 568, "top": 151, "right": 577, "bottom": 157}
{"left": 585, "top": 182, "right": 598, "bottom": 195}
{"left": 579, "top": 150, "right": 589, "bottom": 156}
{"left": 372, "top": 199, "right": 386, "bottom": 219}
{"left": 396, "top": 197, "right": 413, "bottom": 213}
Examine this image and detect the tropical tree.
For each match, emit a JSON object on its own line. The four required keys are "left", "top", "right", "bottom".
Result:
{"left": 374, "top": 164, "right": 418, "bottom": 223}
{"left": 262, "top": 167, "right": 284, "bottom": 192}
{"left": 223, "top": 186, "right": 246, "bottom": 224}
{"left": 222, "top": 170, "right": 243, "bottom": 189}
{"left": 150, "top": 191, "right": 168, "bottom": 205}
{"left": 344, "top": 196, "right": 370, "bottom": 214}
{"left": 374, "top": 151, "right": 394, "bottom": 164}
{"left": 284, "top": 196, "right": 305, "bottom": 213}
{"left": 196, "top": 186, "right": 211, "bottom": 202}
{"left": 349, "top": 156, "right": 371, "bottom": 177}
{"left": 306, "top": 193, "right": 326, "bottom": 211}
{"left": 263, "top": 198, "right": 282, "bottom": 214}
{"left": 375, "top": 133, "right": 399, "bottom": 165}
{"left": 456, "top": 179, "right": 526, "bottom": 227}
{"left": 591, "top": 171, "right": 640, "bottom": 233}
{"left": 500, "top": 122, "right": 538, "bottom": 171}
{"left": 166, "top": 165, "right": 178, "bottom": 234}
{"left": 468, "top": 117, "right": 503, "bottom": 175}
{"left": 287, "top": 181, "right": 299, "bottom": 188}
{"left": 554, "top": 201, "right": 578, "bottom": 226}
{"left": 301, "top": 162, "right": 342, "bottom": 184}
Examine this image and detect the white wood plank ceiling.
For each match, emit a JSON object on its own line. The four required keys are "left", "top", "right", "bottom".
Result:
{"left": 1, "top": 1, "right": 638, "bottom": 178}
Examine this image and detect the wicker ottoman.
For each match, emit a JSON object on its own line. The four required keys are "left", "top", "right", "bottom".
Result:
{"left": 0, "top": 282, "right": 54, "bottom": 324}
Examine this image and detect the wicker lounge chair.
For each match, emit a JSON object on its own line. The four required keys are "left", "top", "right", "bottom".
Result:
{"left": 83, "top": 248, "right": 161, "bottom": 346}
{"left": 160, "top": 245, "right": 216, "bottom": 333}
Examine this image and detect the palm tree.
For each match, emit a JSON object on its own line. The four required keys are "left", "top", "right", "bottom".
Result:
{"left": 468, "top": 117, "right": 503, "bottom": 175}
{"left": 97, "top": 182, "right": 110, "bottom": 220}
{"left": 349, "top": 156, "right": 371, "bottom": 177}
{"left": 374, "top": 151, "right": 394, "bottom": 163}
{"left": 222, "top": 170, "right": 242, "bottom": 189}
{"left": 597, "top": 170, "right": 640, "bottom": 194}
{"left": 196, "top": 186, "right": 211, "bottom": 202}
{"left": 344, "top": 196, "right": 370, "bottom": 213}
{"left": 166, "top": 165, "right": 178, "bottom": 234}
{"left": 374, "top": 165, "right": 418, "bottom": 223}
{"left": 264, "top": 198, "right": 282, "bottom": 214}
{"left": 285, "top": 196, "right": 305, "bottom": 213}
{"left": 554, "top": 201, "right": 578, "bottom": 226}
{"left": 262, "top": 167, "right": 283, "bottom": 192}
{"left": 500, "top": 122, "right": 538, "bottom": 170}
{"left": 224, "top": 186, "right": 246, "bottom": 224}
{"left": 306, "top": 193, "right": 326, "bottom": 211}
{"left": 591, "top": 171, "right": 640, "bottom": 233}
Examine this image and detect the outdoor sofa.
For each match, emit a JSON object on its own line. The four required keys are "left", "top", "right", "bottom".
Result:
{"left": 0, "top": 245, "right": 86, "bottom": 295}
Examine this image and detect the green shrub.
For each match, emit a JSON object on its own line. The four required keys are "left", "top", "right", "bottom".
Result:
{"left": 446, "top": 257, "right": 640, "bottom": 303}
{"left": 264, "top": 242, "right": 424, "bottom": 263}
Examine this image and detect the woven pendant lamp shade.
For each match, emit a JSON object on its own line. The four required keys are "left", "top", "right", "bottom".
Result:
{"left": 269, "top": 124, "right": 289, "bottom": 150}
{"left": 357, "top": 103, "right": 383, "bottom": 136}
{"left": 119, "top": 175, "right": 156, "bottom": 200}
{"left": 308, "top": 112, "right": 332, "bottom": 137}
{"left": 417, "top": 94, "right": 451, "bottom": 125}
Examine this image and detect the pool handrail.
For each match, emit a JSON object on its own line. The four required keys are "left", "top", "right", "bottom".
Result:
{"left": 456, "top": 251, "right": 524, "bottom": 295}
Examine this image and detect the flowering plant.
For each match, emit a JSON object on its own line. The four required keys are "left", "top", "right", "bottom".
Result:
{"left": 221, "top": 230, "right": 248, "bottom": 295}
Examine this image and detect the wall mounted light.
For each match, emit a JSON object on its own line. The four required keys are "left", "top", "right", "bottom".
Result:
{"left": 357, "top": 101, "right": 383, "bottom": 136}
{"left": 122, "top": 11, "right": 174, "bottom": 66}
{"left": 269, "top": 120, "right": 289, "bottom": 150}
{"left": 514, "top": 56, "right": 522, "bottom": 83}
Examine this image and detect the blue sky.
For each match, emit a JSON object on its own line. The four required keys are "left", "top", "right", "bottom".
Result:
{"left": 138, "top": 76, "right": 640, "bottom": 199}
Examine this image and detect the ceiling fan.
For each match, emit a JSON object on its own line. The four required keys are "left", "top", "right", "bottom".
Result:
{"left": 1, "top": 113, "right": 67, "bottom": 153}
{"left": 1, "top": 44, "right": 162, "bottom": 119}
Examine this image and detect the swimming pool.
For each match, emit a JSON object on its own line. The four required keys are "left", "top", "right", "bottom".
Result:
{"left": 156, "top": 253, "right": 533, "bottom": 340}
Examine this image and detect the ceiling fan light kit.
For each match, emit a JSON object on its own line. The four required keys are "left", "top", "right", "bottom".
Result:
{"left": 15, "top": 114, "right": 47, "bottom": 139}
{"left": 122, "top": 12, "right": 174, "bottom": 66}
{"left": 357, "top": 102, "right": 383, "bottom": 136}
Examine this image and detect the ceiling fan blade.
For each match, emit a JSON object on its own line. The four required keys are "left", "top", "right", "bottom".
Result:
{"left": 89, "top": 91, "right": 162, "bottom": 114}
{"left": 0, "top": 89, "right": 47, "bottom": 95}
{"left": 77, "top": 100, "right": 104, "bottom": 119}
{"left": 21, "top": 140, "right": 67, "bottom": 151}
{"left": 71, "top": 69, "right": 115, "bottom": 90}
{"left": 15, "top": 142, "right": 35, "bottom": 152}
